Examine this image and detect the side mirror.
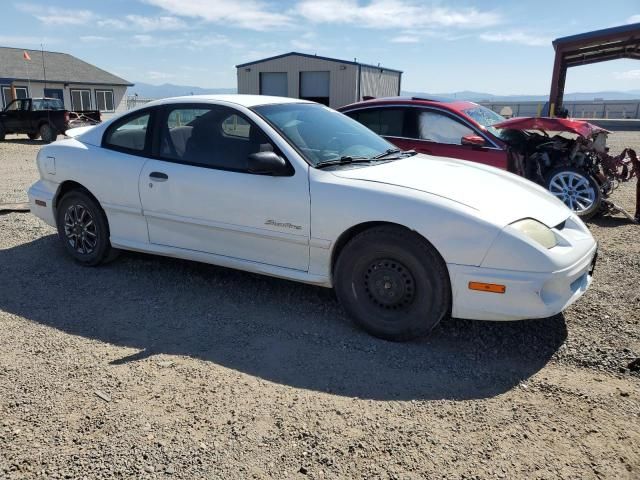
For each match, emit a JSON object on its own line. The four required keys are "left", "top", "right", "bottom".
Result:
{"left": 247, "top": 151, "right": 288, "bottom": 176}
{"left": 461, "top": 135, "right": 486, "bottom": 147}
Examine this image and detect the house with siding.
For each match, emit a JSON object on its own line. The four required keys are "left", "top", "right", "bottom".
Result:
{"left": 236, "top": 52, "right": 402, "bottom": 109}
{"left": 0, "top": 46, "right": 133, "bottom": 118}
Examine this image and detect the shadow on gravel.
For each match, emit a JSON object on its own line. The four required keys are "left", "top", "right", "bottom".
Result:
{"left": 0, "top": 235, "right": 567, "bottom": 401}
{"left": 0, "top": 139, "right": 43, "bottom": 145}
{"left": 589, "top": 215, "right": 637, "bottom": 228}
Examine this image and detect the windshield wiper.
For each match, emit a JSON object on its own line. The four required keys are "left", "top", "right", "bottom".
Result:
{"left": 314, "top": 156, "right": 372, "bottom": 169}
{"left": 371, "top": 148, "right": 417, "bottom": 159}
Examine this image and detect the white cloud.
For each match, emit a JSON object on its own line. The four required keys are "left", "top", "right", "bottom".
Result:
{"left": 18, "top": 4, "right": 186, "bottom": 32}
{"left": 295, "top": 1, "right": 501, "bottom": 29}
{"left": 627, "top": 14, "right": 640, "bottom": 23}
{"left": 98, "top": 15, "right": 187, "bottom": 31}
{"left": 188, "top": 34, "right": 234, "bottom": 48}
{"left": 390, "top": 35, "right": 419, "bottom": 43}
{"left": 131, "top": 34, "right": 185, "bottom": 47}
{"left": 143, "top": 0, "right": 291, "bottom": 30}
{"left": 79, "top": 35, "right": 110, "bottom": 43}
{"left": 479, "top": 31, "right": 550, "bottom": 47}
{"left": 290, "top": 39, "right": 313, "bottom": 50}
{"left": 17, "top": 4, "right": 96, "bottom": 25}
{"left": 0, "top": 35, "right": 60, "bottom": 47}
{"left": 146, "top": 70, "right": 179, "bottom": 80}
{"left": 613, "top": 69, "right": 640, "bottom": 80}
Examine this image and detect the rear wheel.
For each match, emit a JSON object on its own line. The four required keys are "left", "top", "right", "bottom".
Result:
{"left": 0, "top": 123, "right": 5, "bottom": 141}
{"left": 545, "top": 167, "right": 602, "bottom": 220}
{"left": 27, "top": 132, "right": 40, "bottom": 140}
{"left": 56, "top": 190, "right": 117, "bottom": 266}
{"left": 39, "top": 123, "right": 57, "bottom": 143}
{"left": 334, "top": 226, "right": 451, "bottom": 341}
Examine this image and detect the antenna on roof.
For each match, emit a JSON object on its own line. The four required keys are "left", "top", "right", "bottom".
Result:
{"left": 40, "top": 43, "right": 47, "bottom": 89}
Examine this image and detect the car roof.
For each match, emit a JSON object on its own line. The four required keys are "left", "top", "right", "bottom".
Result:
{"left": 143, "top": 94, "right": 314, "bottom": 108}
{"left": 339, "top": 96, "right": 479, "bottom": 112}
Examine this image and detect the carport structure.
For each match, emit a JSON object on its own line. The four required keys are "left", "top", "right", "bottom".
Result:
{"left": 549, "top": 23, "right": 640, "bottom": 116}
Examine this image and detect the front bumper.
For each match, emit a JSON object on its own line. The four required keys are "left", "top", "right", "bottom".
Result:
{"left": 448, "top": 242, "right": 597, "bottom": 321}
{"left": 27, "top": 180, "right": 57, "bottom": 227}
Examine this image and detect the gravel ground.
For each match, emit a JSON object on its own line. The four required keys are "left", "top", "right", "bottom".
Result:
{"left": 1, "top": 133, "right": 639, "bottom": 479}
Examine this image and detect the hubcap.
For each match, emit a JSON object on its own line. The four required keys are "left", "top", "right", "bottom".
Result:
{"left": 63, "top": 204, "right": 97, "bottom": 254}
{"left": 363, "top": 259, "right": 415, "bottom": 311}
{"left": 548, "top": 171, "right": 596, "bottom": 213}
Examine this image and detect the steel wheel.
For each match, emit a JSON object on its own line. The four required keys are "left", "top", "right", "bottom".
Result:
{"left": 548, "top": 170, "right": 597, "bottom": 213}
{"left": 63, "top": 204, "right": 98, "bottom": 255}
{"left": 334, "top": 226, "right": 450, "bottom": 341}
{"left": 363, "top": 258, "right": 416, "bottom": 312}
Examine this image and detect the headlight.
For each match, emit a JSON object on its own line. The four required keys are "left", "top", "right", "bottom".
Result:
{"left": 510, "top": 218, "right": 557, "bottom": 249}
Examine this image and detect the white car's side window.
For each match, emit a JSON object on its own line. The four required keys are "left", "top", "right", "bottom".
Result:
{"left": 159, "top": 105, "right": 275, "bottom": 172}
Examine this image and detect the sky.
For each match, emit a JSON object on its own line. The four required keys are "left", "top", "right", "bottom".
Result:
{"left": 1, "top": 0, "right": 639, "bottom": 95}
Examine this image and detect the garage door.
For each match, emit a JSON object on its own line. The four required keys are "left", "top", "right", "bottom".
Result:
{"left": 300, "top": 71, "right": 330, "bottom": 105}
{"left": 260, "top": 72, "right": 288, "bottom": 97}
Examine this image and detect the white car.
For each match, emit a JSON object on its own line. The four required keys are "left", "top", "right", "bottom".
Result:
{"left": 28, "top": 95, "right": 597, "bottom": 341}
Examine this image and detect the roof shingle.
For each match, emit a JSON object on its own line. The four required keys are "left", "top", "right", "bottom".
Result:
{"left": 0, "top": 46, "right": 133, "bottom": 86}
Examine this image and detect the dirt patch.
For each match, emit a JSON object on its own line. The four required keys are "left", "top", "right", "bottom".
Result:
{"left": 0, "top": 133, "right": 639, "bottom": 479}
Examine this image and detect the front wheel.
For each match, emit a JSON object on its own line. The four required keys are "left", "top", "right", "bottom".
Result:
{"left": 56, "top": 190, "right": 117, "bottom": 266}
{"left": 334, "top": 226, "right": 451, "bottom": 341}
{"left": 39, "top": 123, "right": 57, "bottom": 143}
{"left": 27, "top": 132, "right": 40, "bottom": 140}
{"left": 545, "top": 167, "right": 602, "bottom": 220}
{"left": 0, "top": 123, "right": 5, "bottom": 141}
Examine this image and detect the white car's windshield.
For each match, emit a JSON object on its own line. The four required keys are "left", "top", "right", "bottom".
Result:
{"left": 464, "top": 106, "right": 506, "bottom": 140}
{"left": 253, "top": 103, "right": 397, "bottom": 166}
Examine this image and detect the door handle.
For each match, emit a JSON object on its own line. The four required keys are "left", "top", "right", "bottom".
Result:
{"left": 149, "top": 172, "right": 168, "bottom": 182}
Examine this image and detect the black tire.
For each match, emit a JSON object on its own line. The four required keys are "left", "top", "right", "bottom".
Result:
{"left": 334, "top": 226, "right": 451, "bottom": 341}
{"left": 39, "top": 123, "right": 57, "bottom": 143}
{"left": 0, "top": 123, "right": 5, "bottom": 141}
{"left": 545, "top": 166, "right": 602, "bottom": 220}
{"left": 27, "top": 132, "right": 40, "bottom": 140}
{"left": 56, "top": 190, "right": 117, "bottom": 266}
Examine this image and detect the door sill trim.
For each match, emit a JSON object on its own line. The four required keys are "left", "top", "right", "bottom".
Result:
{"left": 110, "top": 237, "right": 330, "bottom": 287}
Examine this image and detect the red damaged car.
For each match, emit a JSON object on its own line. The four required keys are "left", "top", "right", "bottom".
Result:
{"left": 339, "top": 96, "right": 614, "bottom": 219}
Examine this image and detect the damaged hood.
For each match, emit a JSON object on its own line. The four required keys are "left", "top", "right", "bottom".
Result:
{"left": 330, "top": 154, "right": 571, "bottom": 227}
{"left": 493, "top": 116, "right": 609, "bottom": 138}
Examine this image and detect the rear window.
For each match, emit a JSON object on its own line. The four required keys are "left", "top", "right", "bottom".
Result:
{"left": 103, "top": 111, "right": 150, "bottom": 153}
{"left": 32, "top": 98, "right": 64, "bottom": 111}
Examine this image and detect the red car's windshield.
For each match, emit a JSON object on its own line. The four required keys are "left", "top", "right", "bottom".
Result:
{"left": 463, "top": 105, "right": 506, "bottom": 140}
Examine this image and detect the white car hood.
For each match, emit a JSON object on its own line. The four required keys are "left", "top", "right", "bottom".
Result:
{"left": 331, "top": 154, "right": 570, "bottom": 227}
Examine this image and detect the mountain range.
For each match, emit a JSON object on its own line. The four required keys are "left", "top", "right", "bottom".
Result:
{"left": 130, "top": 82, "right": 640, "bottom": 102}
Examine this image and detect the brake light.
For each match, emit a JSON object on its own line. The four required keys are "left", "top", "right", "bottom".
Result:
{"left": 64, "top": 111, "right": 70, "bottom": 123}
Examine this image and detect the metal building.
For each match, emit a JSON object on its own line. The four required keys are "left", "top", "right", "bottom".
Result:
{"left": 236, "top": 52, "right": 402, "bottom": 109}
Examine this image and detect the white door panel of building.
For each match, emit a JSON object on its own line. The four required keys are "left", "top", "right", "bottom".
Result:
{"left": 260, "top": 72, "right": 288, "bottom": 97}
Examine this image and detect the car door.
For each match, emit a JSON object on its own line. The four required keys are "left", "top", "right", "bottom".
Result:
{"left": 138, "top": 103, "right": 310, "bottom": 271}
{"left": 1, "top": 99, "right": 27, "bottom": 131}
{"left": 411, "top": 108, "right": 507, "bottom": 169}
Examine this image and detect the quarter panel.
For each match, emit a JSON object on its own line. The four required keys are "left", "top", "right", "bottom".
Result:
{"left": 42, "top": 138, "right": 149, "bottom": 243}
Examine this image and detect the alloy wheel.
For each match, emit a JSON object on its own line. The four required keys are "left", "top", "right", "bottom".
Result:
{"left": 548, "top": 171, "right": 597, "bottom": 213}
{"left": 63, "top": 204, "right": 97, "bottom": 254}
